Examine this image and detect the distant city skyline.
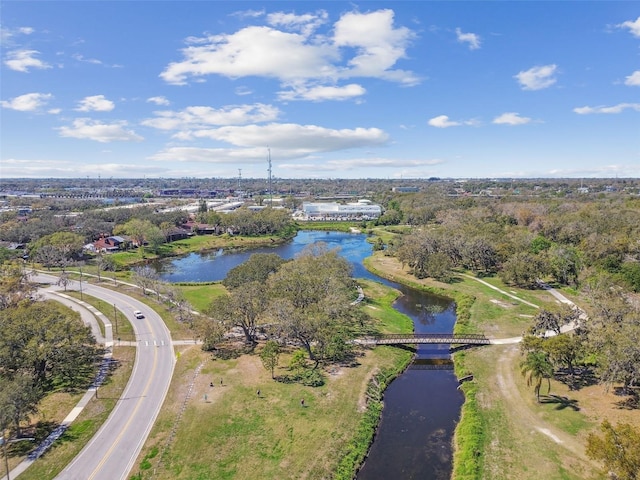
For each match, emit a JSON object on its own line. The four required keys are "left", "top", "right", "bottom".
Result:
{"left": 1, "top": 1, "right": 639, "bottom": 179}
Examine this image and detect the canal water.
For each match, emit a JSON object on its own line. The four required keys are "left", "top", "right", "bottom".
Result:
{"left": 154, "top": 231, "right": 463, "bottom": 479}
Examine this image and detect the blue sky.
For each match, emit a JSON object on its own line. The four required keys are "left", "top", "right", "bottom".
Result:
{"left": 1, "top": 1, "right": 639, "bottom": 180}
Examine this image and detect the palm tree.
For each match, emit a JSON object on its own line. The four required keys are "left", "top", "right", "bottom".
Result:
{"left": 520, "top": 351, "right": 554, "bottom": 402}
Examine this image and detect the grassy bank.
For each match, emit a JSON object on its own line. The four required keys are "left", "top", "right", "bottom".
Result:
{"left": 296, "top": 221, "right": 362, "bottom": 232}
{"left": 65, "top": 291, "right": 135, "bottom": 340}
{"left": 176, "top": 281, "right": 226, "bottom": 313}
{"left": 131, "top": 278, "right": 413, "bottom": 480}
{"left": 362, "top": 255, "right": 477, "bottom": 333}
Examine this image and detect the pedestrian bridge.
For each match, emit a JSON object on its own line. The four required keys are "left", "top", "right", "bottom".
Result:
{"left": 357, "top": 333, "right": 491, "bottom": 346}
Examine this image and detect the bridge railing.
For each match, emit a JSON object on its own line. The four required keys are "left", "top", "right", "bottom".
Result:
{"left": 359, "top": 333, "right": 491, "bottom": 345}
{"left": 369, "top": 333, "right": 488, "bottom": 340}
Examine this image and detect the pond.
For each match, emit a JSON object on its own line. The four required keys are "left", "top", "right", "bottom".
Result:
{"left": 153, "top": 230, "right": 463, "bottom": 479}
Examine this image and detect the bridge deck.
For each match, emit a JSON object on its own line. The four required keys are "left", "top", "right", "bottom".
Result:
{"left": 358, "top": 333, "right": 490, "bottom": 346}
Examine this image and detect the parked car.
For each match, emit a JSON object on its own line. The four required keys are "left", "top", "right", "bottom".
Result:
{"left": 134, "top": 310, "right": 144, "bottom": 319}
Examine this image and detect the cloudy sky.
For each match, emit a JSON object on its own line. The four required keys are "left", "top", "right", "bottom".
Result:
{"left": 1, "top": 1, "right": 639, "bottom": 179}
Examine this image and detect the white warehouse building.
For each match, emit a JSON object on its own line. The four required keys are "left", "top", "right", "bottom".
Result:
{"left": 299, "top": 200, "right": 382, "bottom": 220}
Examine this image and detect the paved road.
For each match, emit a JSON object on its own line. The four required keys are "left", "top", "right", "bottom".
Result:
{"left": 31, "top": 274, "right": 176, "bottom": 480}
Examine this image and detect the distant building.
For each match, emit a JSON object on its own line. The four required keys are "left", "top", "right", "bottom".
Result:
{"left": 392, "top": 186, "right": 419, "bottom": 193}
{"left": 299, "top": 200, "right": 382, "bottom": 220}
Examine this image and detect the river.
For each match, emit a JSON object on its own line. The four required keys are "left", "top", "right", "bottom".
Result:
{"left": 153, "top": 231, "right": 463, "bottom": 479}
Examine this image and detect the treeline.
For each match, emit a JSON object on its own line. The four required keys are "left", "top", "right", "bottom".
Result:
{"left": 195, "top": 207, "right": 295, "bottom": 237}
{"left": 0, "top": 203, "right": 296, "bottom": 270}
{"left": 378, "top": 192, "right": 640, "bottom": 477}
{"left": 380, "top": 195, "right": 640, "bottom": 292}
{"left": 0, "top": 264, "right": 103, "bottom": 437}
{"left": 0, "top": 202, "right": 187, "bottom": 246}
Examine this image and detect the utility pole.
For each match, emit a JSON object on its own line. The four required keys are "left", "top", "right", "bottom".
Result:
{"left": 237, "top": 169, "right": 242, "bottom": 197}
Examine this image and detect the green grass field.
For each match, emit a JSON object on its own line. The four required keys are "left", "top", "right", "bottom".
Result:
{"left": 177, "top": 282, "right": 227, "bottom": 313}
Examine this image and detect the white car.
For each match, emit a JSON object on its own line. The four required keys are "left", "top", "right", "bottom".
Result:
{"left": 134, "top": 310, "right": 144, "bottom": 319}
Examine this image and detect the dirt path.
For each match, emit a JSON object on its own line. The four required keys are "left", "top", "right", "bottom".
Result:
{"left": 495, "top": 345, "right": 593, "bottom": 465}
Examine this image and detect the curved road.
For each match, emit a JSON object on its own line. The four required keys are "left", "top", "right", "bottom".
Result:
{"left": 32, "top": 273, "right": 176, "bottom": 480}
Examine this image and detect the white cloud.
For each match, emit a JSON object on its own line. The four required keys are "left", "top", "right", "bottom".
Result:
{"left": 183, "top": 123, "right": 389, "bottom": 153}
{"left": 1, "top": 92, "right": 52, "bottom": 111}
{"left": 147, "top": 96, "right": 170, "bottom": 106}
{"left": 75, "top": 95, "right": 115, "bottom": 112}
{"left": 72, "top": 53, "right": 102, "bottom": 65}
{"left": 267, "top": 10, "right": 328, "bottom": 36}
{"left": 278, "top": 83, "right": 366, "bottom": 101}
{"left": 1, "top": 26, "right": 34, "bottom": 45}
{"left": 624, "top": 70, "right": 640, "bottom": 86}
{"left": 160, "top": 8, "right": 419, "bottom": 92}
{"left": 514, "top": 64, "right": 558, "bottom": 90}
{"left": 455, "top": 28, "right": 481, "bottom": 50}
{"left": 492, "top": 112, "right": 532, "bottom": 125}
{"left": 333, "top": 9, "right": 418, "bottom": 85}
{"left": 231, "top": 9, "right": 265, "bottom": 20}
{"left": 141, "top": 103, "right": 280, "bottom": 131}
{"left": 58, "top": 118, "right": 143, "bottom": 142}
{"left": 0, "top": 158, "right": 169, "bottom": 178}
{"left": 617, "top": 16, "right": 640, "bottom": 38}
{"left": 235, "top": 86, "right": 253, "bottom": 96}
{"left": 149, "top": 123, "right": 388, "bottom": 164}
{"left": 428, "top": 115, "right": 460, "bottom": 128}
{"left": 149, "top": 146, "right": 271, "bottom": 163}
{"left": 160, "top": 26, "right": 338, "bottom": 85}
{"left": 4, "top": 49, "right": 51, "bottom": 72}
{"left": 573, "top": 103, "right": 640, "bottom": 114}
{"left": 428, "top": 114, "right": 479, "bottom": 128}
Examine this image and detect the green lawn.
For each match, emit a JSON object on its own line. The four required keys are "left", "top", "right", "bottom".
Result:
{"left": 176, "top": 282, "right": 227, "bottom": 313}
